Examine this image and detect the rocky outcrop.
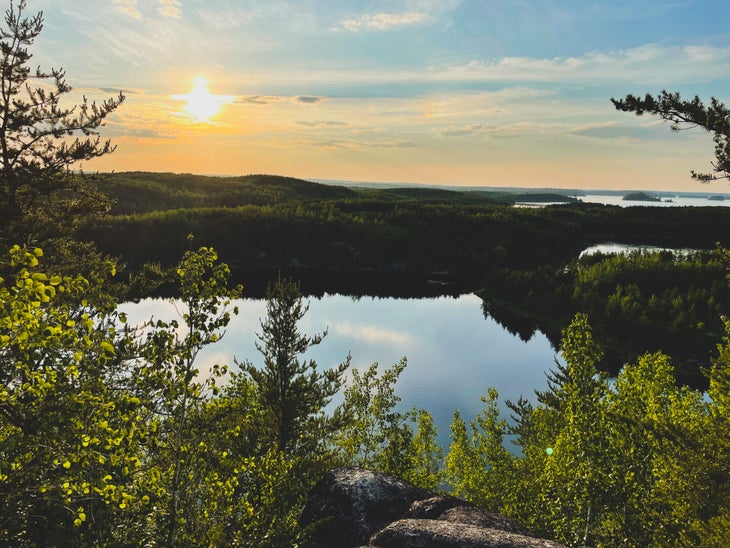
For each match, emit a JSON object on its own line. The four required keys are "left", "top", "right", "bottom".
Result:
{"left": 370, "top": 519, "right": 567, "bottom": 548}
{"left": 299, "top": 468, "right": 566, "bottom": 548}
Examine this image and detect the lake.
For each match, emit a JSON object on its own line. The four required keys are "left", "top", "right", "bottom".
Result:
{"left": 578, "top": 194, "right": 730, "bottom": 207}
{"left": 121, "top": 293, "right": 556, "bottom": 450}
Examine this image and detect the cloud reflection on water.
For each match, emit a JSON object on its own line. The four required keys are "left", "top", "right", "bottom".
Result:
{"left": 121, "top": 293, "right": 555, "bottom": 449}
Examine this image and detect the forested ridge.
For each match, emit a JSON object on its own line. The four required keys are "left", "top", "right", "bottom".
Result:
{"left": 83, "top": 172, "right": 730, "bottom": 288}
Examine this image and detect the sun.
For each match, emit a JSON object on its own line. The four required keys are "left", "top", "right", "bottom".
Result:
{"left": 175, "top": 76, "right": 229, "bottom": 122}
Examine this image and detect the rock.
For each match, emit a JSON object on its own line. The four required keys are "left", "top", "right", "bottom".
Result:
{"left": 370, "top": 519, "right": 567, "bottom": 548}
{"left": 299, "top": 467, "right": 431, "bottom": 548}
{"left": 437, "top": 506, "right": 533, "bottom": 537}
{"left": 300, "top": 468, "right": 566, "bottom": 548}
{"left": 405, "top": 495, "right": 471, "bottom": 520}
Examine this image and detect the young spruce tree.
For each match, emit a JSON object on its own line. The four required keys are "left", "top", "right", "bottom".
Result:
{"left": 239, "top": 276, "right": 349, "bottom": 456}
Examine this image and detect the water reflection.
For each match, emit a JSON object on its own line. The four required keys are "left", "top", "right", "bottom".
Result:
{"left": 120, "top": 294, "right": 555, "bottom": 449}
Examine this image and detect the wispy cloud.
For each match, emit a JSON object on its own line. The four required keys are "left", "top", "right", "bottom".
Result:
{"left": 568, "top": 121, "right": 688, "bottom": 141}
{"left": 113, "top": 0, "right": 141, "bottom": 19}
{"left": 297, "top": 120, "right": 347, "bottom": 127}
{"left": 442, "top": 44, "right": 730, "bottom": 85}
{"left": 113, "top": 0, "right": 181, "bottom": 19}
{"left": 158, "top": 0, "right": 182, "bottom": 18}
{"left": 333, "top": 11, "right": 431, "bottom": 32}
{"left": 245, "top": 43, "right": 730, "bottom": 93}
{"left": 439, "top": 121, "right": 562, "bottom": 139}
{"left": 311, "top": 138, "right": 417, "bottom": 150}
{"left": 235, "top": 95, "right": 323, "bottom": 106}
{"left": 333, "top": 322, "right": 413, "bottom": 346}
{"left": 237, "top": 96, "right": 279, "bottom": 105}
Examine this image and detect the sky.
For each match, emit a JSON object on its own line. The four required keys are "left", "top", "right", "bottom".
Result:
{"left": 26, "top": 0, "right": 730, "bottom": 191}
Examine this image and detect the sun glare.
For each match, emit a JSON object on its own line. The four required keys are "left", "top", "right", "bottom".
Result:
{"left": 175, "top": 76, "right": 228, "bottom": 122}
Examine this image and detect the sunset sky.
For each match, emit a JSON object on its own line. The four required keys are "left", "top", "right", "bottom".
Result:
{"left": 30, "top": 0, "right": 730, "bottom": 191}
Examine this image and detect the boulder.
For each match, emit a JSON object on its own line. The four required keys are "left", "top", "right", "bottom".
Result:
{"left": 299, "top": 468, "right": 566, "bottom": 548}
{"left": 370, "top": 519, "right": 567, "bottom": 548}
{"left": 299, "top": 467, "right": 431, "bottom": 548}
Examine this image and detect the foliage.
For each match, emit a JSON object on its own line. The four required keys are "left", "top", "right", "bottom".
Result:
{"left": 443, "top": 312, "right": 730, "bottom": 546}
{"left": 443, "top": 388, "right": 515, "bottom": 510}
{"left": 0, "top": 0, "right": 123, "bottom": 248}
{"left": 81, "top": 174, "right": 730, "bottom": 304}
{"left": 612, "top": 90, "right": 730, "bottom": 181}
{"left": 5, "top": 238, "right": 730, "bottom": 545}
{"left": 222, "top": 276, "right": 349, "bottom": 546}
{"left": 129, "top": 245, "right": 243, "bottom": 545}
{"left": 99, "top": 172, "right": 358, "bottom": 215}
{"left": 0, "top": 244, "right": 250, "bottom": 546}
{"left": 404, "top": 409, "right": 443, "bottom": 491}
{"left": 237, "top": 275, "right": 349, "bottom": 456}
{"left": 0, "top": 245, "right": 137, "bottom": 544}
{"left": 333, "top": 359, "right": 443, "bottom": 490}
{"left": 481, "top": 248, "right": 730, "bottom": 387}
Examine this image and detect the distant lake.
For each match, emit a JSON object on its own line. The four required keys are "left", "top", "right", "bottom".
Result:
{"left": 121, "top": 293, "right": 555, "bottom": 450}
{"left": 580, "top": 243, "right": 698, "bottom": 257}
{"left": 578, "top": 194, "right": 730, "bottom": 207}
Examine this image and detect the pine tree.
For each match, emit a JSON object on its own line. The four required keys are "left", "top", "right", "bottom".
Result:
{"left": 0, "top": 0, "right": 124, "bottom": 247}
{"left": 239, "top": 276, "right": 349, "bottom": 455}
{"left": 612, "top": 90, "right": 730, "bottom": 182}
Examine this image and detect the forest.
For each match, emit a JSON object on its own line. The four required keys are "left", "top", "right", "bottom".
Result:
{"left": 3, "top": 2, "right": 730, "bottom": 546}
{"left": 82, "top": 172, "right": 730, "bottom": 294}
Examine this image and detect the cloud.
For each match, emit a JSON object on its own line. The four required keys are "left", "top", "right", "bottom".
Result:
{"left": 103, "top": 87, "right": 144, "bottom": 95}
{"left": 333, "top": 11, "right": 431, "bottom": 32}
{"left": 296, "top": 96, "right": 322, "bottom": 104}
{"left": 333, "top": 322, "right": 413, "bottom": 346}
{"left": 442, "top": 44, "right": 730, "bottom": 85}
{"left": 439, "top": 123, "right": 495, "bottom": 137}
{"left": 248, "top": 43, "right": 730, "bottom": 94}
{"left": 158, "top": 0, "right": 182, "bottom": 18}
{"left": 568, "top": 122, "right": 686, "bottom": 141}
{"left": 296, "top": 120, "right": 347, "bottom": 127}
{"left": 235, "top": 95, "right": 324, "bottom": 106}
{"left": 439, "top": 121, "right": 560, "bottom": 139}
{"left": 113, "top": 0, "right": 181, "bottom": 20}
{"left": 237, "top": 95, "right": 278, "bottom": 105}
{"left": 311, "top": 138, "right": 417, "bottom": 150}
{"left": 114, "top": 0, "right": 141, "bottom": 19}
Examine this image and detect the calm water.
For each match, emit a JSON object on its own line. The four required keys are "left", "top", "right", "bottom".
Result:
{"left": 121, "top": 294, "right": 555, "bottom": 449}
{"left": 580, "top": 243, "right": 697, "bottom": 257}
{"left": 514, "top": 194, "right": 730, "bottom": 209}
{"left": 578, "top": 194, "right": 730, "bottom": 207}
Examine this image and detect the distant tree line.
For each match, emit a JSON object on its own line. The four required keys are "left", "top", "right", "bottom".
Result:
{"left": 481, "top": 248, "right": 730, "bottom": 388}
{"left": 78, "top": 177, "right": 730, "bottom": 295}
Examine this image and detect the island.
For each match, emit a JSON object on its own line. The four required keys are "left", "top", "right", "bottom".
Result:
{"left": 622, "top": 191, "right": 661, "bottom": 202}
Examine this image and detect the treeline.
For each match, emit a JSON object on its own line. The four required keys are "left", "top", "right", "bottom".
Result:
{"left": 98, "top": 172, "right": 359, "bottom": 214}
{"left": 481, "top": 248, "right": 730, "bottom": 387}
{"left": 82, "top": 193, "right": 587, "bottom": 279}
{"left": 82, "top": 173, "right": 730, "bottom": 293}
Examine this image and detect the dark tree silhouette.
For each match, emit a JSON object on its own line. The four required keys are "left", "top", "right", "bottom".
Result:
{"left": 0, "top": 0, "right": 124, "bottom": 245}
{"left": 612, "top": 90, "right": 730, "bottom": 182}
